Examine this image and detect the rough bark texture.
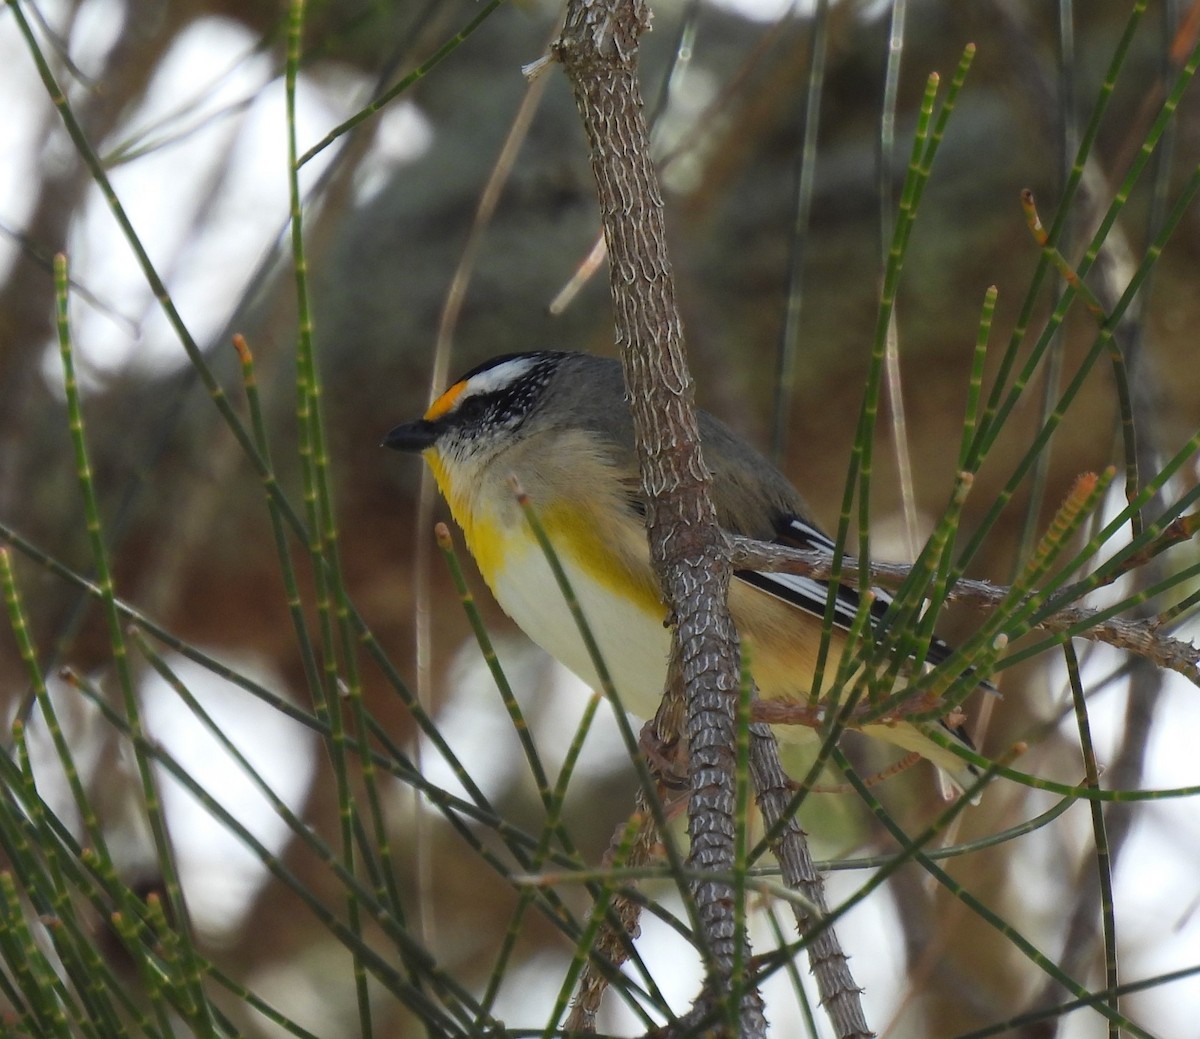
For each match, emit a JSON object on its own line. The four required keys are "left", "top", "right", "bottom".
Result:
{"left": 555, "top": 2, "right": 871, "bottom": 1036}
{"left": 750, "top": 724, "right": 874, "bottom": 1039}
{"left": 554, "top": 0, "right": 761, "bottom": 1029}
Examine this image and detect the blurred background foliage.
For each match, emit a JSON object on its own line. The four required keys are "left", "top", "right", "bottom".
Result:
{"left": 1, "top": 0, "right": 1199, "bottom": 1035}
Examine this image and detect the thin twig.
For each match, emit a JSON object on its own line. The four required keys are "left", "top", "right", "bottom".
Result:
{"left": 726, "top": 536, "right": 1200, "bottom": 684}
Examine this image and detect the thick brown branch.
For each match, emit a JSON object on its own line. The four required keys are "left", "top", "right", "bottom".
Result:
{"left": 554, "top": 0, "right": 756, "bottom": 1020}
{"left": 555, "top": 3, "right": 872, "bottom": 1036}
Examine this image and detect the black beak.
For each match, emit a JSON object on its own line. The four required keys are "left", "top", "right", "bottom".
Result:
{"left": 383, "top": 420, "right": 438, "bottom": 452}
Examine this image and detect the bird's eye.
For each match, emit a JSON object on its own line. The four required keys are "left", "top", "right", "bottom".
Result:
{"left": 455, "top": 394, "right": 488, "bottom": 423}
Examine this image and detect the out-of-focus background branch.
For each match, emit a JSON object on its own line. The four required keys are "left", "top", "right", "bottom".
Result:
{"left": 2, "top": 0, "right": 1199, "bottom": 1035}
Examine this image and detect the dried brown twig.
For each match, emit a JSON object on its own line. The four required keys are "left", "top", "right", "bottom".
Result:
{"left": 726, "top": 535, "right": 1200, "bottom": 685}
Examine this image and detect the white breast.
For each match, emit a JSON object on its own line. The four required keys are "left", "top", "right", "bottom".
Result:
{"left": 490, "top": 540, "right": 671, "bottom": 721}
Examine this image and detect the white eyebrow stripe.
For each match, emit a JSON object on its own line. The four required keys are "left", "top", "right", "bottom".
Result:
{"left": 463, "top": 357, "right": 539, "bottom": 397}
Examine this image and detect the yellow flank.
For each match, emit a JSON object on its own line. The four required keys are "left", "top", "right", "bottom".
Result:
{"left": 535, "top": 499, "right": 664, "bottom": 616}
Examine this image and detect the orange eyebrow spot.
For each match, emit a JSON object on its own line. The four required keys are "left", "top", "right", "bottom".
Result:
{"left": 424, "top": 381, "right": 466, "bottom": 421}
